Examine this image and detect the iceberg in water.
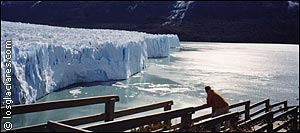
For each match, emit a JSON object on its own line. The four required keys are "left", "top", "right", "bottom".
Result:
{"left": 0, "top": 21, "right": 180, "bottom": 105}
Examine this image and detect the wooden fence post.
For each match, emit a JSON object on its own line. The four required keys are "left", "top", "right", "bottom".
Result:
{"left": 245, "top": 101, "right": 250, "bottom": 120}
{"left": 180, "top": 112, "right": 193, "bottom": 131}
{"left": 230, "top": 113, "right": 240, "bottom": 131}
{"left": 283, "top": 101, "right": 287, "bottom": 111}
{"left": 104, "top": 98, "right": 115, "bottom": 122}
{"left": 265, "top": 99, "right": 270, "bottom": 113}
{"left": 267, "top": 111, "right": 273, "bottom": 132}
{"left": 163, "top": 103, "right": 172, "bottom": 126}
{"left": 290, "top": 107, "right": 298, "bottom": 131}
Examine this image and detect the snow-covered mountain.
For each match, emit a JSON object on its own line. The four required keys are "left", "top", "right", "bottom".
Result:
{"left": 288, "top": 1, "right": 299, "bottom": 10}
{"left": 163, "top": 1, "right": 195, "bottom": 26}
{"left": 1, "top": 21, "right": 180, "bottom": 105}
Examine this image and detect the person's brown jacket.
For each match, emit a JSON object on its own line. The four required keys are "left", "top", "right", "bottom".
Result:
{"left": 207, "top": 89, "right": 229, "bottom": 109}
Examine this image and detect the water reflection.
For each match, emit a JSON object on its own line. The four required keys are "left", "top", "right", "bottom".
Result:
{"left": 5, "top": 42, "right": 299, "bottom": 129}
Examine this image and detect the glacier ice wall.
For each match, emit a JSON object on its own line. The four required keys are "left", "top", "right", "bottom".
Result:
{"left": 0, "top": 21, "right": 180, "bottom": 105}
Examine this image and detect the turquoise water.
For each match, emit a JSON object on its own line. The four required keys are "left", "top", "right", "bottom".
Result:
{"left": 4, "top": 42, "right": 299, "bottom": 129}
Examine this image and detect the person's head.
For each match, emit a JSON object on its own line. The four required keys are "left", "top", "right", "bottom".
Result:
{"left": 205, "top": 86, "right": 211, "bottom": 93}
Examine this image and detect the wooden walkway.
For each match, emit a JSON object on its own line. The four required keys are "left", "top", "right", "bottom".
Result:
{"left": 1, "top": 96, "right": 299, "bottom": 132}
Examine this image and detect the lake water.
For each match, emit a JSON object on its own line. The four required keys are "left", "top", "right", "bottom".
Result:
{"left": 5, "top": 42, "right": 299, "bottom": 129}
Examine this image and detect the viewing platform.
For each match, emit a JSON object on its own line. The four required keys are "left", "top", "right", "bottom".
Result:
{"left": 1, "top": 95, "right": 299, "bottom": 132}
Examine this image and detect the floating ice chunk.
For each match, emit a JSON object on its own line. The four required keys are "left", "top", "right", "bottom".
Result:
{"left": 69, "top": 89, "right": 81, "bottom": 97}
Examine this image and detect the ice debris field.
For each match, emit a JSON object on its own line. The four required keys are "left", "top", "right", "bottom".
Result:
{"left": 1, "top": 21, "right": 180, "bottom": 105}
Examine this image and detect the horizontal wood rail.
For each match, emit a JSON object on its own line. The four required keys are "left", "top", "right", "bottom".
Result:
{"left": 239, "top": 111, "right": 273, "bottom": 128}
{"left": 114, "top": 100, "right": 173, "bottom": 118}
{"left": 1, "top": 95, "right": 119, "bottom": 116}
{"left": 270, "top": 100, "right": 288, "bottom": 114}
{"left": 229, "top": 100, "right": 250, "bottom": 109}
{"left": 249, "top": 99, "right": 269, "bottom": 109}
{"left": 83, "top": 107, "right": 195, "bottom": 132}
{"left": 273, "top": 107, "right": 286, "bottom": 114}
{"left": 47, "top": 121, "right": 92, "bottom": 132}
{"left": 192, "top": 113, "right": 211, "bottom": 123}
{"left": 250, "top": 107, "right": 266, "bottom": 117}
{"left": 193, "top": 104, "right": 211, "bottom": 111}
{"left": 270, "top": 100, "right": 287, "bottom": 109}
{"left": 193, "top": 111, "right": 240, "bottom": 130}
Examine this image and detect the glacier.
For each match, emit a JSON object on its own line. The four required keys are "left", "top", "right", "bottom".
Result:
{"left": 0, "top": 21, "right": 180, "bottom": 105}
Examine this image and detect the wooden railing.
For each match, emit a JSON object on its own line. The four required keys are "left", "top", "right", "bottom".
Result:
{"left": 249, "top": 99, "right": 270, "bottom": 117}
{"left": 239, "top": 111, "right": 273, "bottom": 132}
{"left": 272, "top": 106, "right": 298, "bottom": 132}
{"left": 1, "top": 95, "right": 119, "bottom": 117}
{"left": 193, "top": 111, "right": 240, "bottom": 131}
{"left": 47, "top": 121, "right": 92, "bottom": 132}
{"left": 165, "top": 99, "right": 297, "bottom": 132}
{"left": 270, "top": 100, "right": 288, "bottom": 114}
{"left": 159, "top": 100, "right": 250, "bottom": 131}
{"left": 82, "top": 107, "right": 195, "bottom": 132}
{"left": 1, "top": 95, "right": 119, "bottom": 132}
{"left": 239, "top": 106, "right": 298, "bottom": 132}
{"left": 192, "top": 100, "right": 250, "bottom": 124}
{"left": 3, "top": 98, "right": 173, "bottom": 132}
{"left": 229, "top": 100, "right": 250, "bottom": 121}
{"left": 1, "top": 96, "right": 298, "bottom": 132}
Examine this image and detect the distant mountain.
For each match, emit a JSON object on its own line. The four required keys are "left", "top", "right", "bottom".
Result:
{"left": 1, "top": 1, "right": 299, "bottom": 44}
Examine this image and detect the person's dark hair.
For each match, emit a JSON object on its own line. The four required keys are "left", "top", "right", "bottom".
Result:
{"left": 205, "top": 86, "right": 211, "bottom": 93}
